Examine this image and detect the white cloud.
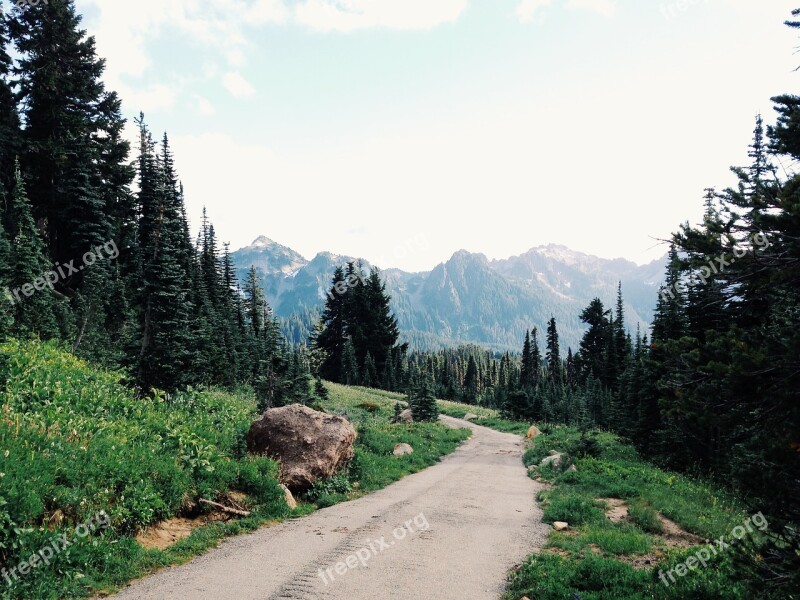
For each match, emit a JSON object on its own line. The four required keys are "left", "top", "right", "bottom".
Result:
{"left": 223, "top": 72, "right": 256, "bottom": 98}
{"left": 565, "top": 0, "right": 617, "bottom": 17}
{"left": 294, "top": 0, "right": 468, "bottom": 33}
{"left": 194, "top": 96, "right": 216, "bottom": 116}
{"left": 516, "top": 0, "right": 617, "bottom": 22}
{"left": 124, "top": 83, "right": 180, "bottom": 112}
{"left": 516, "top": 0, "right": 552, "bottom": 23}
{"left": 77, "top": 0, "right": 286, "bottom": 91}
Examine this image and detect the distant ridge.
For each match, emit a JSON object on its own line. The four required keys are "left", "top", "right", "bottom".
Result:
{"left": 231, "top": 238, "right": 666, "bottom": 352}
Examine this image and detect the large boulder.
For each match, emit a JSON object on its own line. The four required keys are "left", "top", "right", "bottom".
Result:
{"left": 247, "top": 404, "right": 356, "bottom": 492}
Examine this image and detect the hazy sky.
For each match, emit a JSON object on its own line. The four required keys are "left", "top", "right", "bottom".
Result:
{"left": 71, "top": 0, "right": 798, "bottom": 271}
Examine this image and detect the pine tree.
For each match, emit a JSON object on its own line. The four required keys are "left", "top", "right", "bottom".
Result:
{"left": 341, "top": 337, "right": 358, "bottom": 385}
{"left": 409, "top": 374, "right": 438, "bottom": 422}
{"left": 9, "top": 0, "right": 121, "bottom": 264}
{"left": 363, "top": 351, "right": 378, "bottom": 388}
{"left": 576, "top": 298, "right": 611, "bottom": 386}
{"left": 546, "top": 317, "right": 561, "bottom": 383}
{"left": 8, "top": 161, "right": 58, "bottom": 338}
{"left": 0, "top": 11, "right": 20, "bottom": 204}
{"left": 135, "top": 123, "right": 195, "bottom": 391}
{"left": 313, "top": 266, "right": 348, "bottom": 381}
{"left": 463, "top": 355, "right": 478, "bottom": 404}
{"left": 519, "top": 330, "right": 533, "bottom": 389}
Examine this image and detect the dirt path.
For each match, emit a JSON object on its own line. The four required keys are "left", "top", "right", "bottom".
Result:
{"left": 114, "top": 416, "right": 548, "bottom": 600}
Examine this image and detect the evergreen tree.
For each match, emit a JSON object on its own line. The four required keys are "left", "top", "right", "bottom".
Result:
{"left": 9, "top": 0, "right": 123, "bottom": 264}
{"left": 0, "top": 10, "right": 19, "bottom": 203}
{"left": 545, "top": 317, "right": 561, "bottom": 383}
{"left": 341, "top": 337, "right": 358, "bottom": 385}
{"left": 8, "top": 161, "right": 58, "bottom": 338}
{"left": 313, "top": 267, "right": 348, "bottom": 381}
{"left": 409, "top": 374, "right": 438, "bottom": 422}
{"left": 135, "top": 122, "right": 195, "bottom": 391}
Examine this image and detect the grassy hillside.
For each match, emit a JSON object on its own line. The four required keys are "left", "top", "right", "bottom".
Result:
{"left": 437, "top": 400, "right": 774, "bottom": 600}
{"left": 0, "top": 341, "right": 469, "bottom": 599}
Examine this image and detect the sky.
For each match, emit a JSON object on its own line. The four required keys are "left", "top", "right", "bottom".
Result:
{"left": 69, "top": 0, "right": 799, "bottom": 272}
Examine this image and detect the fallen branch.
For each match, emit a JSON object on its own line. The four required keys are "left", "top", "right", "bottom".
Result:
{"left": 199, "top": 499, "right": 251, "bottom": 517}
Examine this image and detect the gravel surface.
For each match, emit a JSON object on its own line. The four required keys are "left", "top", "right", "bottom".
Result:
{"left": 114, "top": 415, "right": 549, "bottom": 600}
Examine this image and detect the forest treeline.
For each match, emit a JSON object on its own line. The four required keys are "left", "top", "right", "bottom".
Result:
{"left": 0, "top": 0, "right": 314, "bottom": 409}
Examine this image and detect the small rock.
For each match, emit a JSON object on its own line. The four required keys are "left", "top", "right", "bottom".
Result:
{"left": 548, "top": 449, "right": 560, "bottom": 456}
{"left": 463, "top": 413, "right": 479, "bottom": 422}
{"left": 567, "top": 464, "right": 577, "bottom": 472}
{"left": 526, "top": 426, "right": 542, "bottom": 439}
{"left": 280, "top": 484, "right": 297, "bottom": 510}
{"left": 398, "top": 409, "right": 414, "bottom": 423}
{"left": 553, "top": 521, "right": 569, "bottom": 531}
{"left": 393, "top": 443, "right": 414, "bottom": 456}
{"left": 540, "top": 453, "right": 563, "bottom": 469}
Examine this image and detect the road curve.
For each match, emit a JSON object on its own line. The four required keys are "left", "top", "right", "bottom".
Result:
{"left": 114, "top": 416, "right": 548, "bottom": 600}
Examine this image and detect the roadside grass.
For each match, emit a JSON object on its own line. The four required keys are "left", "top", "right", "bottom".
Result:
{"left": 319, "top": 383, "right": 471, "bottom": 505}
{"left": 437, "top": 400, "right": 530, "bottom": 435}
{"left": 506, "top": 426, "right": 774, "bottom": 599}
{"left": 431, "top": 401, "right": 772, "bottom": 599}
{"left": 0, "top": 341, "right": 469, "bottom": 599}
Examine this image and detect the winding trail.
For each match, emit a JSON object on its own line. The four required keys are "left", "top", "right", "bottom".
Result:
{"left": 114, "top": 416, "right": 548, "bottom": 600}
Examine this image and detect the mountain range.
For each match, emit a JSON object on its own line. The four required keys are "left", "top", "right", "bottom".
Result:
{"left": 231, "top": 236, "right": 667, "bottom": 353}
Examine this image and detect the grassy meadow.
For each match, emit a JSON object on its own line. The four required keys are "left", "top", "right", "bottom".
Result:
{"left": 0, "top": 341, "right": 468, "bottom": 599}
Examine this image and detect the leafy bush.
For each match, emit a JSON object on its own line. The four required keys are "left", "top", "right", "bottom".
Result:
{"left": 302, "top": 473, "right": 353, "bottom": 502}
{"left": 567, "top": 432, "right": 603, "bottom": 458}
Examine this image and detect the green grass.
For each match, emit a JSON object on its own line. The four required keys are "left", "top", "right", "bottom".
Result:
{"left": 432, "top": 417, "right": 774, "bottom": 599}
{"left": 325, "top": 383, "right": 471, "bottom": 494}
{"left": 0, "top": 341, "right": 469, "bottom": 599}
{"left": 437, "top": 399, "right": 531, "bottom": 435}
{"left": 628, "top": 499, "right": 664, "bottom": 534}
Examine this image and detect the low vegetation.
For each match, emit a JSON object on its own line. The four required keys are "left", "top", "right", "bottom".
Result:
{"left": 0, "top": 341, "right": 469, "bottom": 599}
{"left": 437, "top": 399, "right": 777, "bottom": 600}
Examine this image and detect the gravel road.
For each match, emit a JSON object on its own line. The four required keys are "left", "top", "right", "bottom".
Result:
{"left": 114, "top": 416, "right": 548, "bottom": 600}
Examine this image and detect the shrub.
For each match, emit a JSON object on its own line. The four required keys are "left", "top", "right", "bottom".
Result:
{"left": 628, "top": 499, "right": 664, "bottom": 534}
{"left": 302, "top": 473, "right": 353, "bottom": 503}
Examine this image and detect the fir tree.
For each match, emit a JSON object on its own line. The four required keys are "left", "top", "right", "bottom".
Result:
{"left": 409, "top": 374, "right": 438, "bottom": 422}
{"left": 8, "top": 161, "right": 57, "bottom": 338}
{"left": 545, "top": 317, "right": 561, "bottom": 383}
